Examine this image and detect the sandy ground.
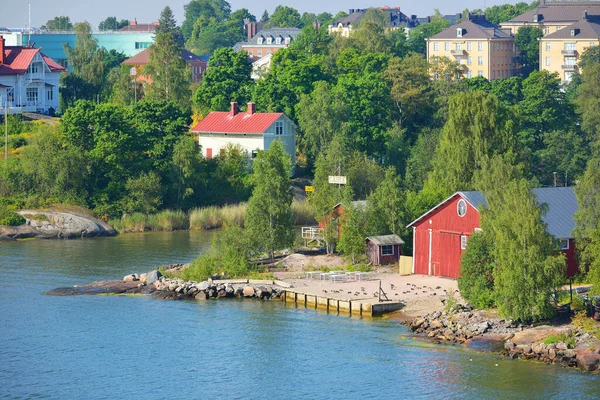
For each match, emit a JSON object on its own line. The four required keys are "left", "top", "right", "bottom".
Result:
{"left": 274, "top": 253, "right": 460, "bottom": 318}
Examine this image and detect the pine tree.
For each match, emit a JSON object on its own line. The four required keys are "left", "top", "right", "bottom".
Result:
{"left": 245, "top": 141, "right": 294, "bottom": 259}
{"left": 260, "top": 10, "right": 270, "bottom": 23}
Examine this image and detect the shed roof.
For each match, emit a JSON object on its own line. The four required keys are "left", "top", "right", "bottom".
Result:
{"left": 408, "top": 187, "right": 577, "bottom": 239}
{"left": 366, "top": 234, "right": 405, "bottom": 246}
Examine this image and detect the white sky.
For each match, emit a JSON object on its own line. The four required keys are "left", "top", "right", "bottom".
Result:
{"left": 1, "top": 1, "right": 525, "bottom": 30}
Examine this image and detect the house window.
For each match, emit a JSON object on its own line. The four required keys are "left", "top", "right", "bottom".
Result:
{"left": 560, "top": 239, "right": 569, "bottom": 250}
{"left": 564, "top": 71, "right": 575, "bottom": 82}
{"left": 467, "top": 41, "right": 472, "bottom": 51}
{"left": 433, "top": 71, "right": 439, "bottom": 80}
{"left": 257, "top": 50, "right": 263, "bottom": 57}
{"left": 266, "top": 37, "right": 272, "bottom": 45}
{"left": 478, "top": 42, "right": 483, "bottom": 51}
{"left": 275, "top": 121, "right": 283, "bottom": 135}
{"left": 478, "top": 71, "right": 484, "bottom": 77}
{"left": 248, "top": 50, "right": 253, "bottom": 56}
{"left": 26, "top": 87, "right": 38, "bottom": 104}
{"left": 544, "top": 27, "right": 550, "bottom": 35}
{"left": 467, "top": 70, "right": 472, "bottom": 78}
{"left": 461, "top": 235, "right": 468, "bottom": 250}
{"left": 478, "top": 56, "right": 483, "bottom": 65}
{"left": 565, "top": 42, "right": 576, "bottom": 51}
{"left": 467, "top": 56, "right": 472, "bottom": 65}
{"left": 257, "top": 37, "right": 263, "bottom": 44}
{"left": 456, "top": 43, "right": 461, "bottom": 50}
{"left": 546, "top": 42, "right": 551, "bottom": 51}
{"left": 591, "top": 42, "right": 597, "bottom": 48}
{"left": 546, "top": 57, "right": 551, "bottom": 66}
{"left": 276, "top": 37, "right": 281, "bottom": 44}
{"left": 47, "top": 89, "right": 53, "bottom": 101}
{"left": 444, "top": 42, "right": 450, "bottom": 51}
{"left": 381, "top": 245, "right": 394, "bottom": 256}
{"left": 433, "top": 56, "right": 439, "bottom": 63}
{"left": 285, "top": 36, "right": 291, "bottom": 44}
{"left": 27, "top": 63, "right": 39, "bottom": 74}
{"left": 6, "top": 89, "right": 14, "bottom": 104}
{"left": 251, "top": 150, "right": 258, "bottom": 159}
{"left": 457, "top": 199, "right": 467, "bottom": 217}
{"left": 433, "top": 42, "right": 439, "bottom": 51}
{"left": 267, "top": 50, "right": 271, "bottom": 55}
{"left": 565, "top": 56, "right": 577, "bottom": 66}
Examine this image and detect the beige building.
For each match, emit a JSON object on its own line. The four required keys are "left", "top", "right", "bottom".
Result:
{"left": 501, "top": 0, "right": 600, "bottom": 36}
{"left": 540, "top": 17, "right": 600, "bottom": 82}
{"left": 427, "top": 16, "right": 517, "bottom": 80}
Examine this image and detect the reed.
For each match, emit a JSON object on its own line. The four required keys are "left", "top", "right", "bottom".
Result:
{"left": 109, "top": 210, "right": 189, "bottom": 233}
{"left": 291, "top": 200, "right": 316, "bottom": 226}
{"left": 189, "top": 203, "right": 247, "bottom": 230}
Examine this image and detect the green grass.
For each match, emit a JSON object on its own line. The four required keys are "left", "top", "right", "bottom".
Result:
{"left": 292, "top": 200, "right": 316, "bottom": 225}
{"left": 189, "top": 204, "right": 247, "bottom": 230}
{"left": 109, "top": 210, "right": 188, "bottom": 233}
{"left": 543, "top": 332, "right": 576, "bottom": 348}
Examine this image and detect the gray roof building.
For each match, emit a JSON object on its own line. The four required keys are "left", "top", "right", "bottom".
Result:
{"left": 505, "top": 0, "right": 600, "bottom": 24}
{"left": 430, "top": 16, "right": 513, "bottom": 40}
{"left": 542, "top": 16, "right": 600, "bottom": 39}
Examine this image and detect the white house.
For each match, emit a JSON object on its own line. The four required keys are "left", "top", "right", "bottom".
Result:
{"left": 0, "top": 35, "right": 66, "bottom": 114}
{"left": 192, "top": 102, "right": 296, "bottom": 166}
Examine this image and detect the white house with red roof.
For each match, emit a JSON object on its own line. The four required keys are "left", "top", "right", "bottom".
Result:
{"left": 191, "top": 102, "right": 297, "bottom": 165}
{"left": 0, "top": 35, "right": 66, "bottom": 114}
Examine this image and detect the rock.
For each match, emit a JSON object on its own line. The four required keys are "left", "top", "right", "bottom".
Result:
{"left": 217, "top": 289, "right": 227, "bottom": 298}
{"left": 548, "top": 348, "right": 556, "bottom": 360}
{"left": 199, "top": 281, "right": 210, "bottom": 291}
{"left": 145, "top": 270, "right": 162, "bottom": 285}
{"left": 412, "top": 319, "right": 426, "bottom": 329}
{"left": 195, "top": 291, "right": 207, "bottom": 300}
{"left": 208, "top": 289, "right": 216, "bottom": 298}
{"left": 243, "top": 286, "right": 255, "bottom": 297}
{"left": 577, "top": 352, "right": 600, "bottom": 372}
{"left": 256, "top": 286, "right": 272, "bottom": 298}
{"left": 556, "top": 342, "right": 569, "bottom": 351}
{"left": 504, "top": 341, "right": 515, "bottom": 350}
{"left": 476, "top": 322, "right": 490, "bottom": 335}
{"left": 430, "top": 320, "right": 443, "bottom": 330}
{"left": 123, "top": 274, "right": 138, "bottom": 282}
{"left": 226, "top": 285, "right": 235, "bottom": 295}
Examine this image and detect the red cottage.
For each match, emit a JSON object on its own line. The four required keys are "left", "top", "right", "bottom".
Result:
{"left": 407, "top": 187, "right": 579, "bottom": 279}
{"left": 366, "top": 235, "right": 405, "bottom": 266}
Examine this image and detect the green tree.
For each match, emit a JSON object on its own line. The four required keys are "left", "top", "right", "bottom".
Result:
{"left": 266, "top": 6, "right": 302, "bottom": 28}
{"left": 181, "top": 0, "right": 232, "bottom": 41}
{"left": 579, "top": 45, "right": 600, "bottom": 70}
{"left": 338, "top": 202, "right": 367, "bottom": 263}
{"left": 121, "top": 172, "right": 163, "bottom": 214}
{"left": 477, "top": 155, "right": 565, "bottom": 321}
{"left": 188, "top": 8, "right": 254, "bottom": 56}
{"left": 484, "top": 2, "right": 536, "bottom": 25}
{"left": 404, "top": 128, "right": 442, "bottom": 192}
{"left": 309, "top": 135, "right": 348, "bottom": 219}
{"left": 245, "top": 140, "right": 294, "bottom": 259}
{"left": 41, "top": 16, "right": 73, "bottom": 31}
{"left": 145, "top": 7, "right": 191, "bottom": 109}
{"left": 172, "top": 135, "right": 207, "bottom": 207}
{"left": 366, "top": 167, "right": 405, "bottom": 237}
{"left": 98, "top": 17, "right": 129, "bottom": 31}
{"left": 515, "top": 26, "right": 543, "bottom": 76}
{"left": 408, "top": 13, "right": 449, "bottom": 55}
{"left": 458, "top": 231, "right": 496, "bottom": 309}
{"left": 577, "top": 63, "right": 600, "bottom": 141}
{"left": 193, "top": 47, "right": 253, "bottom": 114}
{"left": 260, "top": 10, "right": 270, "bottom": 23}
{"left": 574, "top": 157, "right": 600, "bottom": 294}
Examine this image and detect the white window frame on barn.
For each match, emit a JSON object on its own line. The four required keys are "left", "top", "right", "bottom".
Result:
{"left": 381, "top": 245, "right": 394, "bottom": 256}
{"left": 560, "top": 239, "right": 569, "bottom": 250}
{"left": 457, "top": 199, "right": 467, "bottom": 217}
{"left": 461, "top": 235, "right": 468, "bottom": 250}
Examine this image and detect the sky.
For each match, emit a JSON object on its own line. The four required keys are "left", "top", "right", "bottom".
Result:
{"left": 1, "top": 1, "right": 526, "bottom": 30}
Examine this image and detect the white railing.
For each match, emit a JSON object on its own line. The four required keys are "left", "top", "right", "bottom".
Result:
{"left": 302, "top": 226, "right": 324, "bottom": 241}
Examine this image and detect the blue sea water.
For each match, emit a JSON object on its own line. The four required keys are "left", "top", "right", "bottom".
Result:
{"left": 0, "top": 231, "right": 598, "bottom": 399}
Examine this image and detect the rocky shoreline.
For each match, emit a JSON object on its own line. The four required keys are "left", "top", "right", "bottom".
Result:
{"left": 407, "top": 305, "right": 600, "bottom": 372}
{"left": 47, "top": 265, "right": 286, "bottom": 301}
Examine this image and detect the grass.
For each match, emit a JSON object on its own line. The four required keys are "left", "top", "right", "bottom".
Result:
{"left": 109, "top": 210, "right": 188, "bottom": 233}
{"left": 22, "top": 213, "right": 49, "bottom": 222}
{"left": 292, "top": 200, "right": 316, "bottom": 225}
{"left": 543, "top": 332, "right": 576, "bottom": 348}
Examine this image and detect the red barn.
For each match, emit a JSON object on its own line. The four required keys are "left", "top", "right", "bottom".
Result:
{"left": 407, "top": 187, "right": 579, "bottom": 279}
{"left": 318, "top": 201, "right": 367, "bottom": 237}
{"left": 366, "top": 235, "right": 405, "bottom": 266}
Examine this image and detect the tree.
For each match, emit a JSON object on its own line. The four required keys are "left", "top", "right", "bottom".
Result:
{"left": 338, "top": 202, "right": 367, "bottom": 263}
{"left": 366, "top": 168, "right": 405, "bottom": 237}
{"left": 181, "top": 0, "right": 232, "bottom": 41}
{"left": 515, "top": 26, "right": 543, "bottom": 76}
{"left": 577, "top": 63, "right": 600, "bottom": 141}
{"left": 193, "top": 47, "right": 253, "bottom": 114}
{"left": 408, "top": 13, "right": 449, "bottom": 55}
{"left": 260, "top": 10, "right": 270, "bottom": 23}
{"left": 404, "top": 128, "right": 442, "bottom": 192}
{"left": 145, "top": 7, "right": 191, "bottom": 110}
{"left": 172, "top": 135, "right": 207, "bottom": 207}
{"left": 187, "top": 8, "right": 254, "bottom": 56}
{"left": 296, "top": 81, "right": 348, "bottom": 167}
{"left": 484, "top": 2, "right": 536, "bottom": 25}
{"left": 266, "top": 6, "right": 302, "bottom": 28}
{"left": 41, "top": 16, "right": 73, "bottom": 31}
{"left": 121, "top": 172, "right": 163, "bottom": 214}
{"left": 458, "top": 231, "right": 496, "bottom": 309}
{"left": 245, "top": 140, "right": 294, "bottom": 259}
{"left": 579, "top": 45, "right": 600, "bottom": 70}
{"left": 574, "top": 157, "right": 600, "bottom": 294}
{"left": 98, "top": 17, "right": 128, "bottom": 31}
{"left": 477, "top": 155, "right": 565, "bottom": 321}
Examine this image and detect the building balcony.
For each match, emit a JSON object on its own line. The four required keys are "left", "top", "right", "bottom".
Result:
{"left": 561, "top": 49, "right": 578, "bottom": 56}
{"left": 450, "top": 49, "right": 466, "bottom": 56}
{"left": 561, "top": 64, "right": 578, "bottom": 71}
{"left": 457, "top": 64, "right": 468, "bottom": 71}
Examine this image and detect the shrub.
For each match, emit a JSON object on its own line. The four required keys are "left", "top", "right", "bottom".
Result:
{"left": 543, "top": 333, "right": 576, "bottom": 348}
{"left": 457, "top": 231, "right": 496, "bottom": 309}
{"left": 182, "top": 254, "right": 218, "bottom": 282}
{"left": 0, "top": 210, "right": 26, "bottom": 226}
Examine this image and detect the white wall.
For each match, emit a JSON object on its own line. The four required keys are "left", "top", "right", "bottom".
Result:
{"left": 199, "top": 134, "right": 264, "bottom": 159}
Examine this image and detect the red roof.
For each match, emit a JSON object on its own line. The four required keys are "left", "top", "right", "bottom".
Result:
{"left": 192, "top": 111, "right": 283, "bottom": 134}
{"left": 122, "top": 48, "right": 207, "bottom": 66}
{"left": 0, "top": 46, "right": 66, "bottom": 75}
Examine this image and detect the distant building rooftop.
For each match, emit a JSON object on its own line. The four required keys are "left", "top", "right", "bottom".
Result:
{"left": 118, "top": 18, "right": 158, "bottom": 33}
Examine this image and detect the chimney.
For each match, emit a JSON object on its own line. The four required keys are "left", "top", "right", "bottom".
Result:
{"left": 584, "top": 10, "right": 588, "bottom": 20}
{"left": 230, "top": 102, "right": 238, "bottom": 116}
{"left": 130, "top": 18, "right": 137, "bottom": 26}
{"left": 0, "top": 35, "right": 5, "bottom": 65}
{"left": 247, "top": 102, "right": 256, "bottom": 115}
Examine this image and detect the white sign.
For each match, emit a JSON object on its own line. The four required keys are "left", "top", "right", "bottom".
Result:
{"left": 129, "top": 67, "right": 137, "bottom": 76}
{"left": 328, "top": 176, "right": 347, "bottom": 185}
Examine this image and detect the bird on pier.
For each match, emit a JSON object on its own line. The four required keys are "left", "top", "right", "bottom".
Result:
{"left": 390, "top": 284, "right": 396, "bottom": 290}
{"left": 323, "top": 290, "right": 328, "bottom": 293}
{"left": 436, "top": 286, "right": 442, "bottom": 290}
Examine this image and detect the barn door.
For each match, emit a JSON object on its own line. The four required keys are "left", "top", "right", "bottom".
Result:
{"left": 439, "top": 232, "right": 462, "bottom": 278}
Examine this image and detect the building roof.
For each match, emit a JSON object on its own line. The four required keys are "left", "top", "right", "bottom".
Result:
{"left": 118, "top": 20, "right": 158, "bottom": 32}
{"left": 543, "top": 18, "right": 600, "bottom": 39}
{"left": 191, "top": 110, "right": 284, "bottom": 134}
{"left": 430, "top": 18, "right": 513, "bottom": 40}
{"left": 366, "top": 234, "right": 405, "bottom": 246}
{"left": 506, "top": 1, "right": 600, "bottom": 24}
{"left": 330, "top": 7, "right": 420, "bottom": 29}
{"left": 0, "top": 46, "right": 66, "bottom": 75}
{"left": 122, "top": 48, "right": 207, "bottom": 66}
{"left": 241, "top": 27, "right": 302, "bottom": 46}
{"left": 408, "top": 187, "right": 577, "bottom": 239}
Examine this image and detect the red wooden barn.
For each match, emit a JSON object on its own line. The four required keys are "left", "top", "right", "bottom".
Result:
{"left": 407, "top": 187, "right": 579, "bottom": 279}
{"left": 318, "top": 201, "right": 367, "bottom": 237}
{"left": 366, "top": 235, "right": 405, "bottom": 266}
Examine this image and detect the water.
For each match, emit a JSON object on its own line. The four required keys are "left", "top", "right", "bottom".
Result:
{"left": 1, "top": 232, "right": 598, "bottom": 399}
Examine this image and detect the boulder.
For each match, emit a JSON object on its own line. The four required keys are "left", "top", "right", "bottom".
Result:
{"left": 256, "top": 286, "right": 272, "bottom": 298}
{"left": 429, "top": 320, "right": 443, "bottom": 330}
{"left": 199, "top": 281, "right": 210, "bottom": 291}
{"left": 195, "top": 291, "right": 207, "bottom": 300}
{"left": 476, "top": 322, "right": 490, "bottom": 335}
{"left": 123, "top": 274, "right": 138, "bottom": 282}
{"left": 556, "top": 342, "right": 569, "bottom": 351}
{"left": 145, "top": 270, "right": 162, "bottom": 285}
{"left": 577, "top": 352, "right": 600, "bottom": 372}
{"left": 243, "top": 286, "right": 255, "bottom": 297}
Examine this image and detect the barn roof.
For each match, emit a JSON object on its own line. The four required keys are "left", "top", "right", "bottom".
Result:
{"left": 366, "top": 234, "right": 405, "bottom": 246}
{"left": 408, "top": 187, "right": 577, "bottom": 239}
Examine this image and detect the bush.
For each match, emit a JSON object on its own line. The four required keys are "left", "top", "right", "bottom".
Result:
{"left": 182, "top": 254, "right": 218, "bottom": 282}
{"left": 457, "top": 231, "right": 496, "bottom": 309}
{"left": 0, "top": 210, "right": 26, "bottom": 226}
{"left": 543, "top": 333, "right": 576, "bottom": 348}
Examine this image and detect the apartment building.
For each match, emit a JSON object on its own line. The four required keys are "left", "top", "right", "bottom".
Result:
{"left": 501, "top": 0, "right": 600, "bottom": 36}
{"left": 427, "top": 16, "right": 517, "bottom": 80}
{"left": 540, "top": 16, "right": 600, "bottom": 82}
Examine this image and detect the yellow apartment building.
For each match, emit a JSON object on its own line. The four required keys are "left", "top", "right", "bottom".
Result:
{"left": 501, "top": 0, "right": 600, "bottom": 36}
{"left": 540, "top": 17, "right": 600, "bottom": 82}
{"left": 427, "top": 16, "right": 517, "bottom": 80}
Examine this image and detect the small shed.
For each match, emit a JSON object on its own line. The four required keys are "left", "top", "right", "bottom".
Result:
{"left": 366, "top": 235, "right": 405, "bottom": 266}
